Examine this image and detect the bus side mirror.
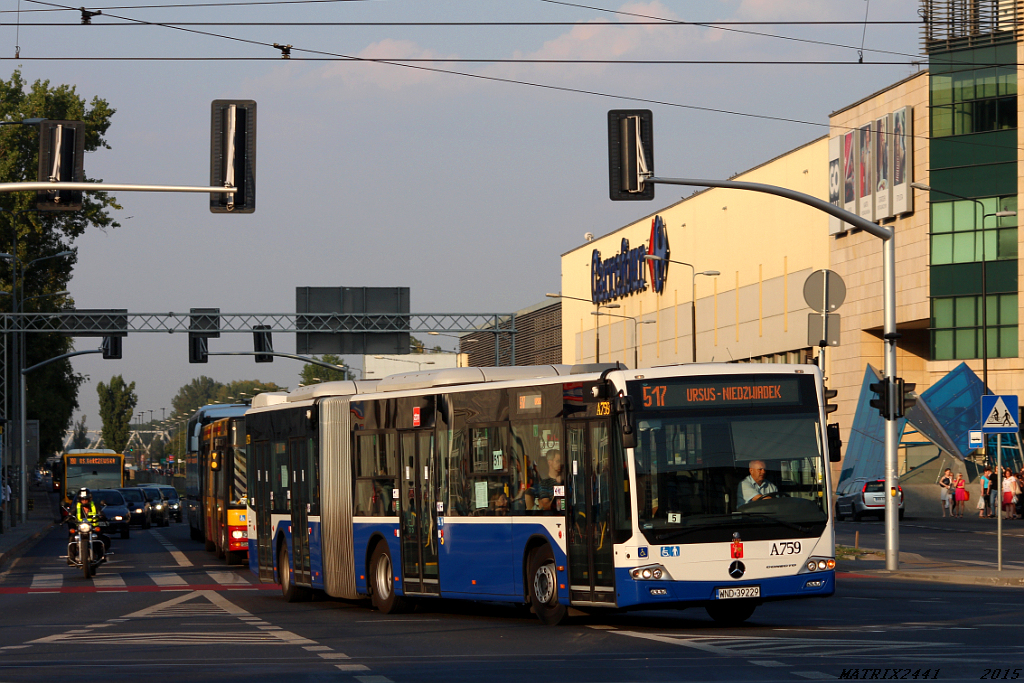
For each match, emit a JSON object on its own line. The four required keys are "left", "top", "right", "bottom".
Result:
{"left": 827, "top": 423, "right": 842, "bottom": 463}
{"left": 616, "top": 395, "right": 636, "bottom": 450}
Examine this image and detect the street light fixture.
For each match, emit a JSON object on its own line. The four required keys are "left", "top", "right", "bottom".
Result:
{"left": 373, "top": 355, "right": 436, "bottom": 371}
{"left": 591, "top": 311, "right": 655, "bottom": 368}
{"left": 643, "top": 255, "right": 719, "bottom": 362}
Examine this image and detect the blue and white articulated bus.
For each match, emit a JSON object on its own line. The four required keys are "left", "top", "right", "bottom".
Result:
{"left": 245, "top": 362, "right": 839, "bottom": 625}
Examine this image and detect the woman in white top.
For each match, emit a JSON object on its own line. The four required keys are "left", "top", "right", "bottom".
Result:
{"left": 1002, "top": 469, "right": 1019, "bottom": 519}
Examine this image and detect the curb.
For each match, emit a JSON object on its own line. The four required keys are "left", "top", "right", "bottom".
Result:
{"left": 0, "top": 522, "right": 57, "bottom": 571}
{"left": 846, "top": 569, "right": 1024, "bottom": 588}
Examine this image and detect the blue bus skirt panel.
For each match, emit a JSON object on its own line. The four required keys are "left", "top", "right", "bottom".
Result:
{"left": 308, "top": 520, "right": 325, "bottom": 590}
{"left": 613, "top": 568, "right": 835, "bottom": 609}
{"left": 440, "top": 520, "right": 516, "bottom": 597}
{"left": 248, "top": 538, "right": 258, "bottom": 577}
{"left": 352, "top": 522, "right": 402, "bottom": 596}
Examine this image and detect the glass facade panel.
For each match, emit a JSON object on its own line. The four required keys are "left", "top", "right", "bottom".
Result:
{"left": 952, "top": 232, "right": 976, "bottom": 263}
{"left": 934, "top": 330, "right": 954, "bottom": 360}
{"left": 932, "top": 201, "right": 952, "bottom": 233}
{"left": 998, "top": 230, "right": 1018, "bottom": 259}
{"left": 933, "top": 298, "right": 954, "bottom": 328}
{"left": 1001, "top": 327, "right": 1018, "bottom": 357}
{"left": 955, "top": 328, "right": 976, "bottom": 358}
{"left": 999, "top": 295, "right": 1018, "bottom": 324}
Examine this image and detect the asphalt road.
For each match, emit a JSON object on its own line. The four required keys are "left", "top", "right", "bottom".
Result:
{"left": 2, "top": 521, "right": 1023, "bottom": 683}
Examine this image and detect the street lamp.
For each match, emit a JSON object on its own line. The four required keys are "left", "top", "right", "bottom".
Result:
{"left": 374, "top": 355, "right": 436, "bottom": 371}
{"left": 0, "top": 118, "right": 46, "bottom": 126}
{"left": 643, "top": 255, "right": 719, "bottom": 362}
{"left": 548, "top": 292, "right": 618, "bottom": 363}
{"left": 591, "top": 311, "right": 655, "bottom": 368}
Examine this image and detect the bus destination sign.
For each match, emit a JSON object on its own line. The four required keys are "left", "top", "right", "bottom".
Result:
{"left": 632, "top": 376, "right": 806, "bottom": 410}
{"left": 67, "top": 456, "right": 119, "bottom": 466}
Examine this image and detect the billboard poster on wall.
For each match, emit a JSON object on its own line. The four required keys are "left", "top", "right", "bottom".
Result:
{"left": 843, "top": 130, "right": 857, "bottom": 218}
{"left": 892, "top": 106, "right": 913, "bottom": 215}
{"left": 828, "top": 136, "right": 845, "bottom": 235}
{"left": 857, "top": 123, "right": 874, "bottom": 221}
{"left": 874, "top": 114, "right": 892, "bottom": 220}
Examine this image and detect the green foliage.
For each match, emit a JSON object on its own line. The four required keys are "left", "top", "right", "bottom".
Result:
{"left": 1, "top": 70, "right": 120, "bottom": 456}
{"left": 170, "top": 376, "right": 286, "bottom": 418}
{"left": 97, "top": 375, "right": 137, "bottom": 453}
{"left": 71, "top": 415, "right": 89, "bottom": 450}
{"left": 298, "top": 354, "right": 348, "bottom": 386}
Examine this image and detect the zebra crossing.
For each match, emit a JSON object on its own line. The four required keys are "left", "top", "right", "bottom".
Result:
{"left": 11, "top": 568, "right": 272, "bottom": 594}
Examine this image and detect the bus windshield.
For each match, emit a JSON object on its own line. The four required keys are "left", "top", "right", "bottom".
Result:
{"left": 628, "top": 375, "right": 828, "bottom": 544}
{"left": 65, "top": 456, "right": 123, "bottom": 493}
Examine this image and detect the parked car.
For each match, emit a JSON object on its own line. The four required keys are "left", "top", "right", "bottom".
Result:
{"left": 117, "top": 487, "right": 152, "bottom": 529}
{"left": 155, "top": 486, "right": 183, "bottom": 522}
{"left": 93, "top": 489, "right": 131, "bottom": 539}
{"left": 835, "top": 478, "right": 904, "bottom": 521}
{"left": 139, "top": 487, "right": 170, "bottom": 527}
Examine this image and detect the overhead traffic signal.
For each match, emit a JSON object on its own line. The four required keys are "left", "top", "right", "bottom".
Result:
{"left": 823, "top": 387, "right": 838, "bottom": 415}
{"left": 608, "top": 110, "right": 654, "bottom": 201}
{"left": 210, "top": 100, "right": 256, "bottom": 213}
{"left": 101, "top": 336, "right": 122, "bottom": 360}
{"left": 36, "top": 120, "right": 85, "bottom": 211}
{"left": 188, "top": 308, "right": 219, "bottom": 364}
{"left": 253, "top": 324, "right": 273, "bottom": 363}
{"left": 188, "top": 335, "right": 208, "bottom": 364}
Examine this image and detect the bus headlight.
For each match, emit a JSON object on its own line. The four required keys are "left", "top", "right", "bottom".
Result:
{"left": 801, "top": 557, "right": 836, "bottom": 573}
{"left": 231, "top": 530, "right": 246, "bottom": 539}
{"left": 630, "top": 564, "right": 672, "bottom": 581}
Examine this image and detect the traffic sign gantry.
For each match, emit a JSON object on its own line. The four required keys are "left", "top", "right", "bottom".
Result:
{"left": 981, "top": 395, "right": 1018, "bottom": 434}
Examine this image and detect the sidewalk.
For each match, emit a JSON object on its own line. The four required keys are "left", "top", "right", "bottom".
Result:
{"left": 838, "top": 512, "right": 1024, "bottom": 588}
{"left": 0, "top": 484, "right": 59, "bottom": 571}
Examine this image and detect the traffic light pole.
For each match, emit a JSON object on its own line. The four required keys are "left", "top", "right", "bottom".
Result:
{"left": 0, "top": 181, "right": 237, "bottom": 196}
{"left": 645, "top": 175, "right": 901, "bottom": 570}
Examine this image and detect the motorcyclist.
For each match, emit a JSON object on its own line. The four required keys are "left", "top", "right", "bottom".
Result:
{"left": 70, "top": 488, "right": 110, "bottom": 554}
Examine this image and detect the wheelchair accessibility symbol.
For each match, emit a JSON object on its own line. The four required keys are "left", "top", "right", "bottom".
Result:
{"left": 638, "top": 547, "right": 648, "bottom": 559}
{"left": 660, "top": 546, "right": 681, "bottom": 557}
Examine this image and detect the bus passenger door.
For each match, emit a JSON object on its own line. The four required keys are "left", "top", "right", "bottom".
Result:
{"left": 566, "top": 420, "right": 617, "bottom": 605}
{"left": 289, "top": 438, "right": 312, "bottom": 585}
{"left": 255, "top": 443, "right": 274, "bottom": 582}
{"left": 399, "top": 431, "right": 439, "bottom": 595}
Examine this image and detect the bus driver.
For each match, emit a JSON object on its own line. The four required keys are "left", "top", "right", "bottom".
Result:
{"left": 738, "top": 460, "right": 777, "bottom": 506}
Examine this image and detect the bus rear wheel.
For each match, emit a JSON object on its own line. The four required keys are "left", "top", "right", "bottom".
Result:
{"left": 706, "top": 600, "right": 756, "bottom": 625}
{"left": 278, "top": 544, "right": 310, "bottom": 603}
{"left": 528, "top": 545, "right": 566, "bottom": 626}
{"left": 369, "top": 542, "right": 407, "bottom": 614}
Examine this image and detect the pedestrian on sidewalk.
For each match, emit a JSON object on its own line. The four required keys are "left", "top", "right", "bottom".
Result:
{"left": 939, "top": 468, "right": 954, "bottom": 517}
{"left": 981, "top": 467, "right": 993, "bottom": 518}
{"left": 1002, "top": 468, "right": 1019, "bottom": 519}
{"left": 953, "top": 472, "right": 967, "bottom": 517}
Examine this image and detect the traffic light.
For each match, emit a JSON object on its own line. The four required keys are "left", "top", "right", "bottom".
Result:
{"left": 188, "top": 334, "right": 208, "bottom": 364}
{"left": 894, "top": 378, "right": 917, "bottom": 418}
{"left": 823, "top": 388, "right": 838, "bottom": 415}
{"left": 210, "top": 100, "right": 256, "bottom": 213}
{"left": 101, "top": 336, "right": 122, "bottom": 360}
{"left": 608, "top": 109, "right": 654, "bottom": 201}
{"left": 189, "top": 308, "right": 219, "bottom": 364}
{"left": 869, "top": 378, "right": 892, "bottom": 420}
{"left": 36, "top": 120, "right": 85, "bottom": 211}
{"left": 253, "top": 324, "right": 273, "bottom": 363}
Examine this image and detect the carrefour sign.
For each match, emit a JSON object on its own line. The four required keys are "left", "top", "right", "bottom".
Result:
{"left": 591, "top": 215, "right": 670, "bottom": 304}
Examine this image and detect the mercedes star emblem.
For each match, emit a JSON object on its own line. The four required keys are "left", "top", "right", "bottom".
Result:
{"left": 728, "top": 561, "right": 746, "bottom": 579}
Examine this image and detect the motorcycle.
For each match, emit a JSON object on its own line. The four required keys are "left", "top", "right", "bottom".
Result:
{"left": 66, "top": 513, "right": 108, "bottom": 579}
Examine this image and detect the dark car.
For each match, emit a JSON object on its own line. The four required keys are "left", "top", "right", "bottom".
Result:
{"left": 156, "top": 486, "right": 183, "bottom": 522}
{"left": 117, "top": 487, "right": 152, "bottom": 529}
{"left": 139, "top": 487, "right": 170, "bottom": 527}
{"left": 835, "top": 478, "right": 905, "bottom": 521}
{"left": 93, "top": 489, "right": 131, "bottom": 539}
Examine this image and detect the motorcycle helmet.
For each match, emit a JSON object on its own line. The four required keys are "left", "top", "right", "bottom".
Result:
{"left": 78, "top": 488, "right": 91, "bottom": 503}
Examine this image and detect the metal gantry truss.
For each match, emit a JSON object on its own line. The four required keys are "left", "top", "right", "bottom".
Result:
{"left": 3, "top": 311, "right": 516, "bottom": 427}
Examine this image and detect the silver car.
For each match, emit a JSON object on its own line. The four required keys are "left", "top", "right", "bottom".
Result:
{"left": 835, "top": 478, "right": 904, "bottom": 521}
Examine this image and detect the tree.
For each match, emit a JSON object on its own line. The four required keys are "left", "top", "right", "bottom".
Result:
{"left": 1, "top": 71, "right": 120, "bottom": 456}
{"left": 169, "top": 376, "right": 287, "bottom": 418}
{"left": 71, "top": 415, "right": 89, "bottom": 449}
{"left": 298, "top": 354, "right": 348, "bottom": 386}
{"left": 97, "top": 375, "right": 137, "bottom": 453}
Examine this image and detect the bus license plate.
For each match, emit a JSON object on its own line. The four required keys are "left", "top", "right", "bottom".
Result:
{"left": 716, "top": 586, "right": 760, "bottom": 600}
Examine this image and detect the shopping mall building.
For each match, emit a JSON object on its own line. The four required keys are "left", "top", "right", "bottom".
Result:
{"left": 555, "top": 3, "right": 1023, "bottom": 487}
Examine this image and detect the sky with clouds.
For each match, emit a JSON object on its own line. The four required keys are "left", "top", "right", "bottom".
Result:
{"left": 2, "top": 0, "right": 922, "bottom": 438}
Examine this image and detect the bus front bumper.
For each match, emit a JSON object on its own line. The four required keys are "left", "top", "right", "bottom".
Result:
{"left": 613, "top": 569, "right": 835, "bottom": 609}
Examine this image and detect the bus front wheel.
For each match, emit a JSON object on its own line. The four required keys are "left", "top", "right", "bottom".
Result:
{"left": 528, "top": 545, "right": 566, "bottom": 626}
{"left": 706, "top": 600, "right": 756, "bottom": 625}
{"left": 369, "top": 542, "right": 407, "bottom": 614}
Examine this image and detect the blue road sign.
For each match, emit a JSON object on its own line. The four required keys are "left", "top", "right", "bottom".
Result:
{"left": 981, "top": 395, "right": 1019, "bottom": 434}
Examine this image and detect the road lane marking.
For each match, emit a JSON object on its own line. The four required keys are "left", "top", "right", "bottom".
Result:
{"left": 206, "top": 570, "right": 249, "bottom": 585}
{"left": 793, "top": 672, "right": 836, "bottom": 679}
{"left": 318, "top": 652, "right": 351, "bottom": 659}
{"left": 148, "top": 572, "right": 188, "bottom": 586}
{"left": 31, "top": 574, "right": 63, "bottom": 589}
{"left": 149, "top": 530, "right": 192, "bottom": 567}
{"left": 336, "top": 665, "right": 370, "bottom": 672}
{"left": 92, "top": 574, "right": 127, "bottom": 588}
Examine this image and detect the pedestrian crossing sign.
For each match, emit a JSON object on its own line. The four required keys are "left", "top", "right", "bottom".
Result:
{"left": 981, "top": 395, "right": 1019, "bottom": 434}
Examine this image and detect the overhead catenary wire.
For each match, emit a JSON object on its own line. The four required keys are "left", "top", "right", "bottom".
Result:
{"left": 9, "top": 0, "right": 1019, "bottom": 156}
